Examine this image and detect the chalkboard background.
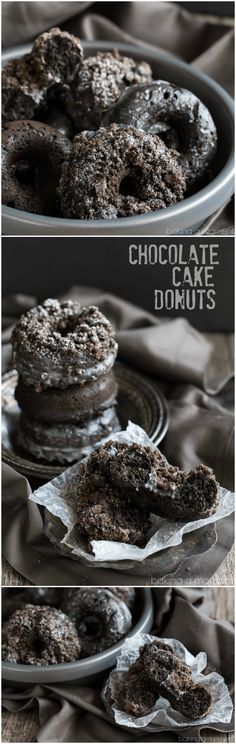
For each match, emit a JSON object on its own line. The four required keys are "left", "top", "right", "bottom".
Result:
{"left": 2, "top": 237, "right": 234, "bottom": 332}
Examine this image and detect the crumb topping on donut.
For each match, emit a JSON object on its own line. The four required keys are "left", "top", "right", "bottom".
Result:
{"left": 59, "top": 124, "right": 186, "bottom": 219}
{"left": 12, "top": 299, "right": 117, "bottom": 362}
{"left": 67, "top": 50, "right": 152, "bottom": 129}
{"left": 116, "top": 640, "right": 212, "bottom": 719}
{"left": 2, "top": 604, "right": 81, "bottom": 665}
{"left": 31, "top": 27, "right": 83, "bottom": 85}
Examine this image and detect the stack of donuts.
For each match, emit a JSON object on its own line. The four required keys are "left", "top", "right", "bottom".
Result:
{"left": 2, "top": 27, "right": 217, "bottom": 220}
{"left": 2, "top": 587, "right": 135, "bottom": 665}
{"left": 12, "top": 298, "right": 119, "bottom": 463}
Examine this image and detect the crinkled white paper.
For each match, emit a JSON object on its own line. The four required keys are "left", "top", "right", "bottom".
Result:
{"left": 102, "top": 633, "right": 233, "bottom": 730}
{"left": 30, "top": 422, "right": 235, "bottom": 564}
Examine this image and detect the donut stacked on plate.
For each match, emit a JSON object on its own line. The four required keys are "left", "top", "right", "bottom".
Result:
{"left": 11, "top": 299, "right": 119, "bottom": 463}
{"left": 2, "top": 587, "right": 134, "bottom": 665}
{"left": 2, "top": 27, "right": 217, "bottom": 219}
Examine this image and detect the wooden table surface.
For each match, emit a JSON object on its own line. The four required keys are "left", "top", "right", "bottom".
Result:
{"left": 2, "top": 541, "right": 235, "bottom": 587}
{"left": 2, "top": 588, "right": 234, "bottom": 743}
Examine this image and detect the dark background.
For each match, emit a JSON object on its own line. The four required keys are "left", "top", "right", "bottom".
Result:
{"left": 2, "top": 237, "right": 234, "bottom": 332}
{"left": 177, "top": 2, "right": 234, "bottom": 15}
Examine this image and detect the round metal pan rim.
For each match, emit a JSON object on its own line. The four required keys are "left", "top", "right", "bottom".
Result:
{"left": 2, "top": 588, "right": 153, "bottom": 683}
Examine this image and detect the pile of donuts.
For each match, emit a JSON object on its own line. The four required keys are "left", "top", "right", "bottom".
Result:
{"left": 12, "top": 298, "right": 119, "bottom": 463}
{"left": 2, "top": 27, "right": 218, "bottom": 219}
{"left": 2, "top": 587, "right": 135, "bottom": 665}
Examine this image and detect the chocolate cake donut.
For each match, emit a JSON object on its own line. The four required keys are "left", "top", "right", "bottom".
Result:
{"left": 17, "top": 407, "right": 119, "bottom": 463}
{"left": 66, "top": 50, "right": 152, "bottom": 130}
{"left": 117, "top": 640, "right": 212, "bottom": 719}
{"left": 61, "top": 588, "right": 132, "bottom": 657}
{"left": 2, "top": 55, "right": 45, "bottom": 124}
{"left": 2, "top": 120, "right": 71, "bottom": 214}
{"left": 31, "top": 27, "right": 83, "bottom": 86}
{"left": 12, "top": 299, "right": 118, "bottom": 390}
{"left": 2, "top": 27, "right": 83, "bottom": 125}
{"left": 78, "top": 495, "right": 149, "bottom": 547}
{"left": 2, "top": 604, "right": 81, "bottom": 665}
{"left": 141, "top": 641, "right": 212, "bottom": 719}
{"left": 86, "top": 441, "right": 219, "bottom": 520}
{"left": 102, "top": 81, "right": 217, "bottom": 187}
{"left": 76, "top": 464, "right": 150, "bottom": 547}
{"left": 59, "top": 124, "right": 186, "bottom": 219}
{"left": 15, "top": 370, "right": 118, "bottom": 423}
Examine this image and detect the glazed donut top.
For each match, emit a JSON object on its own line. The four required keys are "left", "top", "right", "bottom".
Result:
{"left": 61, "top": 588, "right": 132, "bottom": 657}
{"left": 102, "top": 80, "right": 217, "bottom": 186}
{"left": 12, "top": 299, "right": 118, "bottom": 367}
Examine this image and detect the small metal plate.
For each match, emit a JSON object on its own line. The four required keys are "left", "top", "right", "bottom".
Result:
{"left": 44, "top": 508, "right": 217, "bottom": 576}
{"left": 2, "top": 363, "right": 169, "bottom": 480}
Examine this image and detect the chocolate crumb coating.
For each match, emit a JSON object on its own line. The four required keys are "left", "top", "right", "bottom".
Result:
{"left": 117, "top": 670, "right": 158, "bottom": 717}
{"left": 2, "top": 27, "right": 83, "bottom": 126}
{"left": 76, "top": 463, "right": 150, "bottom": 546}
{"left": 78, "top": 495, "right": 149, "bottom": 547}
{"left": 12, "top": 299, "right": 118, "bottom": 390}
{"left": 15, "top": 370, "right": 118, "bottom": 423}
{"left": 2, "top": 120, "right": 71, "bottom": 215}
{"left": 2, "top": 55, "right": 46, "bottom": 124}
{"left": 31, "top": 27, "right": 83, "bottom": 86}
{"left": 66, "top": 50, "right": 152, "bottom": 130}
{"left": 61, "top": 588, "right": 132, "bottom": 657}
{"left": 2, "top": 604, "right": 81, "bottom": 665}
{"left": 17, "top": 407, "right": 119, "bottom": 464}
{"left": 117, "top": 640, "right": 212, "bottom": 719}
{"left": 87, "top": 441, "right": 219, "bottom": 520}
{"left": 102, "top": 80, "right": 217, "bottom": 187}
{"left": 59, "top": 124, "right": 186, "bottom": 219}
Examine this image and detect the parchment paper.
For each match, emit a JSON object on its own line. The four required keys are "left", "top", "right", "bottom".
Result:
{"left": 30, "top": 422, "right": 235, "bottom": 566}
{"left": 102, "top": 633, "right": 233, "bottom": 730}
